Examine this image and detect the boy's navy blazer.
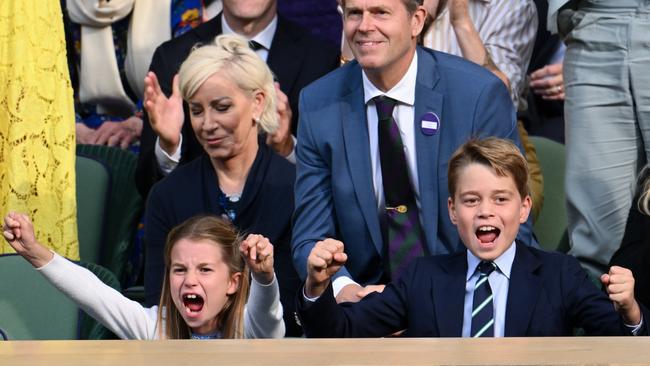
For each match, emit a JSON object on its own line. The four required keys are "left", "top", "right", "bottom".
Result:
{"left": 298, "top": 242, "right": 649, "bottom": 337}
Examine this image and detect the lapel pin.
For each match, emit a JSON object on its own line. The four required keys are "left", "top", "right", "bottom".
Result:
{"left": 420, "top": 112, "right": 440, "bottom": 136}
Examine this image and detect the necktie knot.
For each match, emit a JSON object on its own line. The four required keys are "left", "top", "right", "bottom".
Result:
{"left": 248, "top": 40, "right": 264, "bottom": 51}
{"left": 477, "top": 261, "right": 496, "bottom": 276}
{"left": 374, "top": 95, "right": 398, "bottom": 122}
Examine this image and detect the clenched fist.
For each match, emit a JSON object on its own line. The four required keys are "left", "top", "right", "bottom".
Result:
{"left": 305, "top": 239, "right": 347, "bottom": 298}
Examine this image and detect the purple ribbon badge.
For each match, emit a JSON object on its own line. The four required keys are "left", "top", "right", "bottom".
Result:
{"left": 420, "top": 112, "right": 440, "bottom": 136}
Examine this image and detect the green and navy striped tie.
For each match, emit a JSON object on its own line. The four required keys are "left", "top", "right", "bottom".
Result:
{"left": 471, "top": 261, "right": 497, "bottom": 337}
{"left": 374, "top": 95, "right": 425, "bottom": 281}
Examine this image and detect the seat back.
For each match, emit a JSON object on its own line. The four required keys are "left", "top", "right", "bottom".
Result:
{"left": 0, "top": 254, "right": 79, "bottom": 339}
{"left": 77, "top": 145, "right": 143, "bottom": 284}
{"left": 530, "top": 136, "right": 568, "bottom": 252}
{"left": 77, "top": 261, "right": 121, "bottom": 339}
{"left": 76, "top": 155, "right": 110, "bottom": 264}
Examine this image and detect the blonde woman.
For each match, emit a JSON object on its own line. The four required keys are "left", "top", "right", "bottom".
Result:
{"left": 143, "top": 34, "right": 302, "bottom": 335}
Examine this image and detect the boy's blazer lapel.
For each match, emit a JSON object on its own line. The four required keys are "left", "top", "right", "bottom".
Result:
{"left": 504, "top": 242, "right": 543, "bottom": 336}
{"left": 433, "top": 253, "right": 467, "bottom": 337}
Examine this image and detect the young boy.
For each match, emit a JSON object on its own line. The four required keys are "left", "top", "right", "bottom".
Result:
{"left": 298, "top": 137, "right": 647, "bottom": 337}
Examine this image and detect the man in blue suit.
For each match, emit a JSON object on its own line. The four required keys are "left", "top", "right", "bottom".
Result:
{"left": 292, "top": 0, "right": 533, "bottom": 302}
{"left": 298, "top": 138, "right": 646, "bottom": 337}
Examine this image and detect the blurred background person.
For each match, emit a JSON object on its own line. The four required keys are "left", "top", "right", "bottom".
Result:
{"left": 520, "top": 0, "right": 565, "bottom": 144}
{"left": 63, "top": 0, "right": 224, "bottom": 150}
{"left": 550, "top": 0, "right": 650, "bottom": 278}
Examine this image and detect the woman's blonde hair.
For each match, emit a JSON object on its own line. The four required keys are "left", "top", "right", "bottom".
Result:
{"left": 156, "top": 215, "right": 250, "bottom": 339}
{"left": 178, "top": 34, "right": 278, "bottom": 133}
{"left": 637, "top": 166, "right": 650, "bottom": 216}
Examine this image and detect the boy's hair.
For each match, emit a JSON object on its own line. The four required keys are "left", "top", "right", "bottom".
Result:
{"left": 156, "top": 215, "right": 250, "bottom": 339}
{"left": 448, "top": 137, "right": 529, "bottom": 199}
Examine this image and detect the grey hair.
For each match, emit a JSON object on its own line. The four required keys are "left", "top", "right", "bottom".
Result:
{"left": 178, "top": 34, "right": 278, "bottom": 133}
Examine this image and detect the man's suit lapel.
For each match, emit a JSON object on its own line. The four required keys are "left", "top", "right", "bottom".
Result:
{"left": 413, "top": 47, "right": 444, "bottom": 256}
{"left": 267, "top": 17, "right": 303, "bottom": 94}
{"left": 433, "top": 253, "right": 467, "bottom": 337}
{"left": 504, "top": 242, "right": 543, "bottom": 336}
{"left": 341, "top": 63, "right": 383, "bottom": 252}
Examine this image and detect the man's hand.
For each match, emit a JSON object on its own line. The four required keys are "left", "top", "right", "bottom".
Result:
{"left": 265, "top": 83, "right": 294, "bottom": 157}
{"left": 143, "top": 72, "right": 184, "bottom": 155}
{"left": 305, "top": 239, "right": 347, "bottom": 298}
{"left": 529, "top": 63, "right": 565, "bottom": 101}
{"left": 240, "top": 234, "right": 275, "bottom": 285}
{"left": 448, "top": 0, "right": 471, "bottom": 27}
{"left": 446, "top": 0, "right": 510, "bottom": 89}
{"left": 336, "top": 283, "right": 386, "bottom": 304}
{"left": 3, "top": 212, "right": 53, "bottom": 268}
{"left": 76, "top": 123, "right": 96, "bottom": 145}
{"left": 92, "top": 116, "right": 143, "bottom": 149}
{"left": 601, "top": 266, "right": 642, "bottom": 326}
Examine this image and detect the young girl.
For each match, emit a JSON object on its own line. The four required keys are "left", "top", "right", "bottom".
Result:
{"left": 2, "top": 212, "right": 284, "bottom": 339}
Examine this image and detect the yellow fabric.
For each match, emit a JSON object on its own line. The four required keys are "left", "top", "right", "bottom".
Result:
{"left": 0, "top": 0, "right": 78, "bottom": 259}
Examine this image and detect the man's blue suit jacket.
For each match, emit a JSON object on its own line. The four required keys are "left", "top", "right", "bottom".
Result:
{"left": 298, "top": 242, "right": 648, "bottom": 337}
{"left": 293, "top": 46, "right": 533, "bottom": 284}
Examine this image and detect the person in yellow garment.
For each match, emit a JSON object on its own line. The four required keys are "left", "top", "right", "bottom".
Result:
{"left": 0, "top": 0, "right": 78, "bottom": 259}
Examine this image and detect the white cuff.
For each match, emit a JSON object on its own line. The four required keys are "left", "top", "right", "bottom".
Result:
{"left": 626, "top": 315, "right": 644, "bottom": 336}
{"left": 302, "top": 286, "right": 320, "bottom": 303}
{"left": 154, "top": 134, "right": 182, "bottom": 175}
{"left": 34, "top": 250, "right": 58, "bottom": 271}
{"left": 332, "top": 276, "right": 358, "bottom": 298}
{"left": 283, "top": 135, "right": 297, "bottom": 165}
{"left": 251, "top": 272, "right": 277, "bottom": 287}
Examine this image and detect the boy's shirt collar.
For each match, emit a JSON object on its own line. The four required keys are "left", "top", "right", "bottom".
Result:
{"left": 466, "top": 241, "right": 516, "bottom": 282}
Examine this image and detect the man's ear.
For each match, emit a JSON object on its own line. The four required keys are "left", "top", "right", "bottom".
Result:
{"left": 448, "top": 197, "right": 458, "bottom": 225}
{"left": 411, "top": 5, "right": 427, "bottom": 38}
{"left": 227, "top": 272, "right": 242, "bottom": 295}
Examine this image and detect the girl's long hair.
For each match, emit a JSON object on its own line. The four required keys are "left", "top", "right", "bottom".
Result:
{"left": 156, "top": 215, "right": 250, "bottom": 339}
